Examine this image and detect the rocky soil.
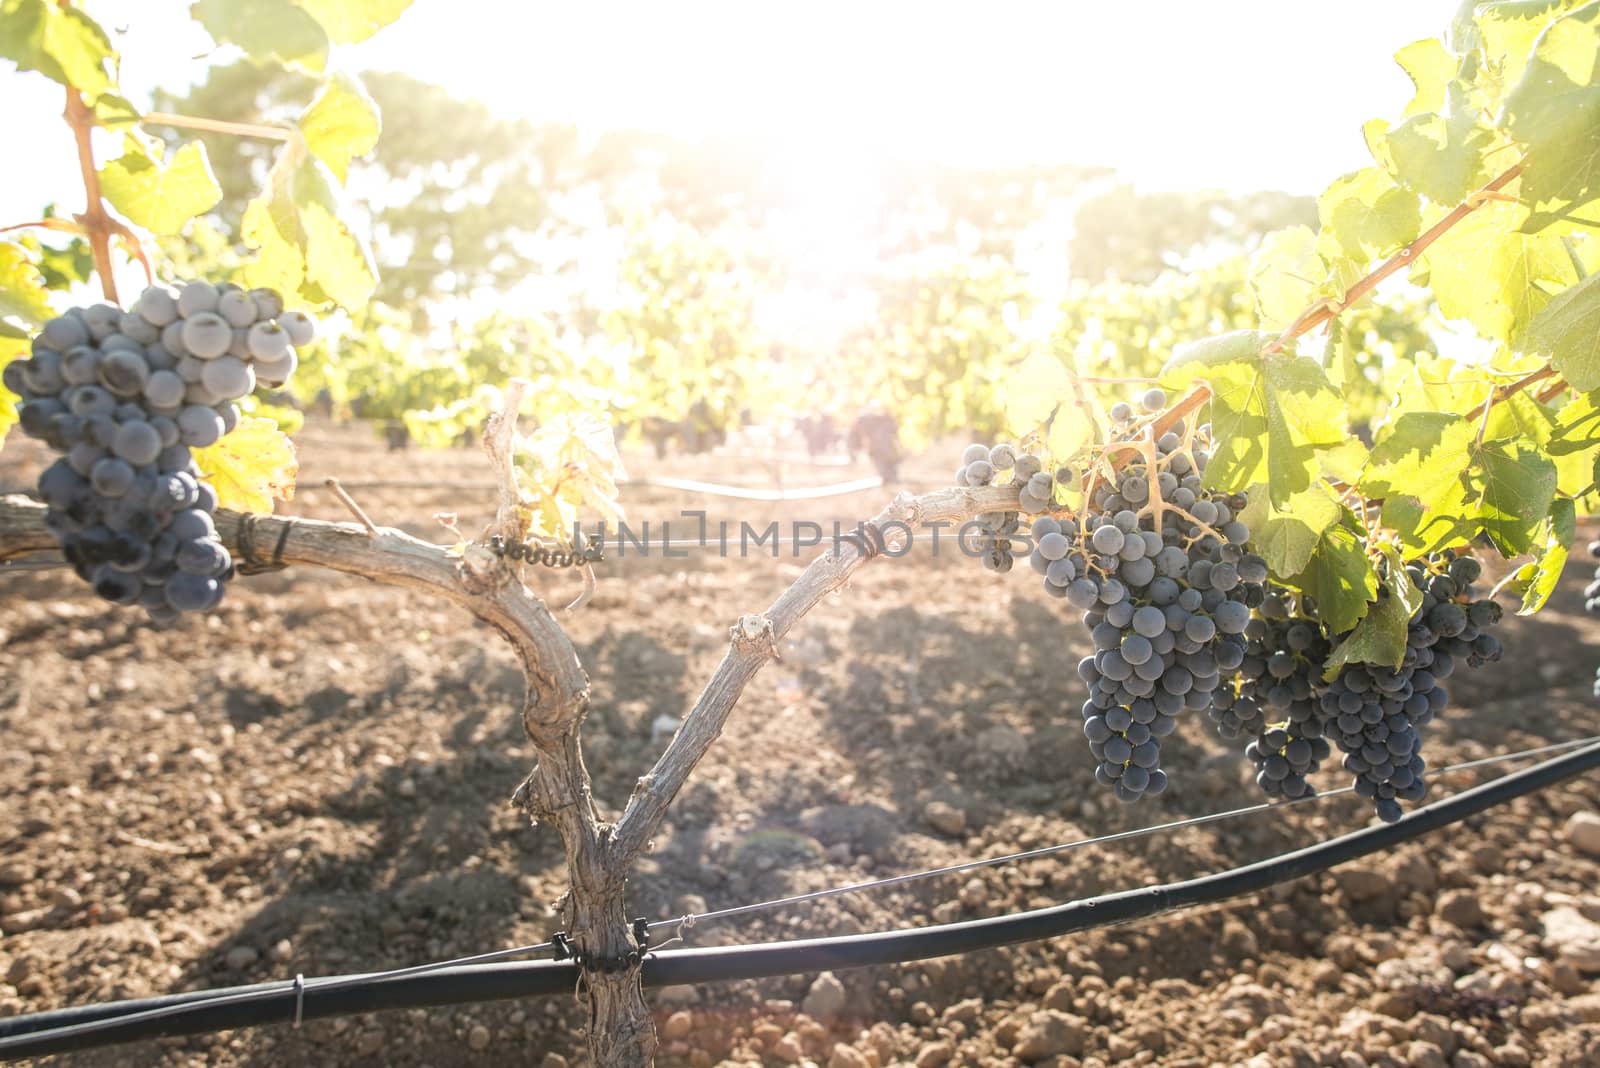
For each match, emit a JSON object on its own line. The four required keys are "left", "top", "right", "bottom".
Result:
{"left": 1, "top": 423, "right": 1598, "bottom": 1068}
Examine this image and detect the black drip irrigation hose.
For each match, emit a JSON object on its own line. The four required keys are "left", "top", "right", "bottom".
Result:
{"left": 3, "top": 739, "right": 1597, "bottom": 1061}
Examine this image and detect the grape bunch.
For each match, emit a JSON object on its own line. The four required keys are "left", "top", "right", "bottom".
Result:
{"left": 1217, "top": 588, "right": 1334, "bottom": 800}
{"left": 5, "top": 282, "right": 314, "bottom": 623}
{"left": 956, "top": 442, "right": 1032, "bottom": 573}
{"left": 1321, "top": 554, "right": 1501, "bottom": 822}
{"left": 1026, "top": 388, "right": 1263, "bottom": 802}
{"left": 1584, "top": 540, "right": 1600, "bottom": 697}
{"left": 1220, "top": 554, "right": 1503, "bottom": 822}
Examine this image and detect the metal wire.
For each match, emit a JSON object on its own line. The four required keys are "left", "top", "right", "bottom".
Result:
{"left": 645, "top": 735, "right": 1600, "bottom": 938}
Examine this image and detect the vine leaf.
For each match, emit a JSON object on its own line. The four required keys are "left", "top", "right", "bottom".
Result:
{"left": 1501, "top": 497, "right": 1577, "bottom": 615}
{"left": 1004, "top": 351, "right": 1071, "bottom": 435}
{"left": 0, "top": 0, "right": 115, "bottom": 100}
{"left": 1501, "top": 0, "right": 1600, "bottom": 211}
{"left": 1248, "top": 226, "right": 1325, "bottom": 331}
{"left": 1385, "top": 110, "right": 1490, "bottom": 206}
{"left": 295, "top": 0, "right": 414, "bottom": 43}
{"left": 1324, "top": 546, "right": 1422, "bottom": 676}
{"left": 1417, "top": 198, "right": 1577, "bottom": 343}
{"left": 1162, "top": 331, "right": 1346, "bottom": 507}
{"left": 299, "top": 71, "right": 380, "bottom": 183}
{"left": 0, "top": 240, "right": 55, "bottom": 328}
{"left": 192, "top": 0, "right": 329, "bottom": 73}
{"left": 1236, "top": 481, "right": 1340, "bottom": 578}
{"left": 1361, "top": 411, "right": 1557, "bottom": 555}
{"left": 515, "top": 413, "right": 627, "bottom": 543}
{"left": 1286, "top": 510, "right": 1377, "bottom": 636}
{"left": 1396, "top": 36, "right": 1458, "bottom": 117}
{"left": 98, "top": 135, "right": 223, "bottom": 236}
{"left": 240, "top": 157, "right": 377, "bottom": 310}
{"left": 1524, "top": 270, "right": 1600, "bottom": 389}
{"left": 1315, "top": 166, "right": 1422, "bottom": 269}
{"left": 192, "top": 417, "right": 299, "bottom": 514}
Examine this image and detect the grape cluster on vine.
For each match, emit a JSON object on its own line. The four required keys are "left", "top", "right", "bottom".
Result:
{"left": 1214, "top": 554, "right": 1502, "bottom": 822}
{"left": 6, "top": 282, "right": 314, "bottom": 623}
{"left": 957, "top": 442, "right": 1036, "bottom": 574}
{"left": 1006, "top": 387, "right": 1266, "bottom": 802}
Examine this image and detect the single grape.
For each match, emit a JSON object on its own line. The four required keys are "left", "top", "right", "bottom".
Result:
{"left": 279, "top": 310, "right": 315, "bottom": 347}
{"left": 177, "top": 281, "right": 220, "bottom": 318}
{"left": 181, "top": 312, "right": 232, "bottom": 360}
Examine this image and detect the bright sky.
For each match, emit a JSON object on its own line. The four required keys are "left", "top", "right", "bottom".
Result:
{"left": 0, "top": 0, "right": 1453, "bottom": 229}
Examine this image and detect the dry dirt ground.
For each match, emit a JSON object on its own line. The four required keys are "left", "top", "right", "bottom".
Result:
{"left": 2, "top": 422, "right": 1599, "bottom": 1068}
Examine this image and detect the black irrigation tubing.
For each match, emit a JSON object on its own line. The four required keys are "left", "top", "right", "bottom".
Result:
{"left": 3, "top": 738, "right": 1597, "bottom": 1061}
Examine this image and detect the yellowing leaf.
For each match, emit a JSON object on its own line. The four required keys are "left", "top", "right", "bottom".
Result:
{"left": 1395, "top": 37, "right": 1458, "bottom": 116}
{"left": 193, "top": 417, "right": 299, "bottom": 514}
{"left": 1004, "top": 351, "right": 1071, "bottom": 433}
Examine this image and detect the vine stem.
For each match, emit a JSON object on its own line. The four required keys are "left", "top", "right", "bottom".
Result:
{"left": 64, "top": 87, "right": 117, "bottom": 303}
{"left": 1260, "top": 160, "right": 1525, "bottom": 358}
{"left": 141, "top": 111, "right": 297, "bottom": 143}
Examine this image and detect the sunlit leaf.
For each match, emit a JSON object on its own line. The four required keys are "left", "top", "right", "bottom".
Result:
{"left": 0, "top": 239, "right": 54, "bottom": 327}
{"left": 98, "top": 135, "right": 223, "bottom": 235}
{"left": 299, "top": 71, "right": 380, "bottom": 183}
{"left": 294, "top": 0, "right": 413, "bottom": 43}
{"left": 192, "top": 0, "right": 329, "bottom": 73}
{"left": 1248, "top": 226, "right": 1325, "bottom": 331}
{"left": 1501, "top": 496, "right": 1576, "bottom": 613}
{"left": 1325, "top": 546, "right": 1422, "bottom": 674}
{"left": 192, "top": 417, "right": 299, "bottom": 513}
{"left": 0, "top": 0, "right": 115, "bottom": 99}
{"left": 1523, "top": 270, "right": 1600, "bottom": 388}
{"left": 1502, "top": 1, "right": 1600, "bottom": 208}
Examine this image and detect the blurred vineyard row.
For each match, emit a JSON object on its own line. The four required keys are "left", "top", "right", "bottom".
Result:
{"left": 24, "top": 62, "right": 1446, "bottom": 452}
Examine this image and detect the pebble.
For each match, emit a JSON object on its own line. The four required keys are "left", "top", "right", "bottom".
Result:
{"left": 662, "top": 1010, "right": 693, "bottom": 1040}
{"left": 354, "top": 1030, "right": 384, "bottom": 1056}
{"left": 466, "top": 1024, "right": 491, "bottom": 1051}
{"left": 770, "top": 1032, "right": 803, "bottom": 1062}
{"left": 1542, "top": 906, "right": 1600, "bottom": 973}
{"left": 1437, "top": 890, "right": 1485, "bottom": 928}
{"left": 1565, "top": 812, "right": 1600, "bottom": 858}
{"left": 224, "top": 945, "right": 259, "bottom": 970}
{"left": 0, "top": 863, "right": 33, "bottom": 887}
{"left": 801, "top": 971, "right": 846, "bottom": 1018}
{"left": 827, "top": 1044, "right": 869, "bottom": 1068}
{"left": 914, "top": 1040, "right": 954, "bottom": 1067}
{"left": 1337, "top": 867, "right": 1390, "bottom": 901}
{"left": 923, "top": 801, "right": 965, "bottom": 837}
{"left": 1012, "top": 1009, "right": 1087, "bottom": 1061}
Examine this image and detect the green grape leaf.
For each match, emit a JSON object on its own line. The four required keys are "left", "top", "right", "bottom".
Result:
{"left": 1478, "top": 1, "right": 1565, "bottom": 87}
{"left": 0, "top": 0, "right": 115, "bottom": 99}
{"left": 299, "top": 71, "right": 380, "bottom": 183}
{"left": 1236, "top": 481, "right": 1341, "bottom": 578}
{"left": 1362, "top": 412, "right": 1480, "bottom": 550}
{"left": 1523, "top": 270, "right": 1600, "bottom": 388}
{"left": 1362, "top": 410, "right": 1558, "bottom": 555}
{"left": 1501, "top": 1, "right": 1600, "bottom": 208}
{"left": 1316, "top": 166, "right": 1422, "bottom": 267}
{"left": 239, "top": 156, "right": 376, "bottom": 309}
{"left": 0, "top": 239, "right": 54, "bottom": 327}
{"left": 92, "top": 92, "right": 140, "bottom": 128}
{"left": 192, "top": 417, "right": 299, "bottom": 513}
{"left": 98, "top": 135, "right": 223, "bottom": 235}
{"left": 240, "top": 181, "right": 307, "bottom": 296}
{"left": 1475, "top": 436, "right": 1560, "bottom": 553}
{"left": 1248, "top": 226, "right": 1326, "bottom": 331}
{"left": 1005, "top": 350, "right": 1072, "bottom": 433}
{"left": 1501, "top": 496, "right": 1577, "bottom": 614}
{"left": 1324, "top": 546, "right": 1422, "bottom": 675}
{"left": 1418, "top": 198, "right": 1577, "bottom": 342}
{"left": 191, "top": 0, "right": 329, "bottom": 73}
{"left": 1385, "top": 110, "right": 1491, "bottom": 206}
{"left": 0, "top": 329, "right": 27, "bottom": 442}
{"left": 1164, "top": 332, "right": 1347, "bottom": 507}
{"left": 1396, "top": 37, "right": 1459, "bottom": 117}
{"left": 291, "top": 158, "right": 378, "bottom": 308}
{"left": 1288, "top": 513, "right": 1378, "bottom": 636}
{"left": 294, "top": 0, "right": 413, "bottom": 43}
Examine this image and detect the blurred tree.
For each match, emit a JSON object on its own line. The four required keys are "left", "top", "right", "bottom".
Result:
{"left": 1068, "top": 185, "right": 1316, "bottom": 282}
{"left": 151, "top": 64, "right": 583, "bottom": 312}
